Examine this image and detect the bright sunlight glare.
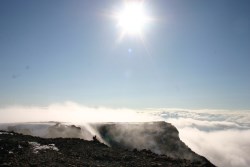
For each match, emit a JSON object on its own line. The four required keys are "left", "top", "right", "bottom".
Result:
{"left": 117, "top": 1, "right": 149, "bottom": 36}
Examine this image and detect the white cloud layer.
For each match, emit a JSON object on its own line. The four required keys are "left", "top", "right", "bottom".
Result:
{"left": 160, "top": 109, "right": 250, "bottom": 167}
{"left": 0, "top": 101, "right": 161, "bottom": 123}
{"left": 0, "top": 102, "right": 250, "bottom": 167}
{"left": 179, "top": 127, "right": 250, "bottom": 167}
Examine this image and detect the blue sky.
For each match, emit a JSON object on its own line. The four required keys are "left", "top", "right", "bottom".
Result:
{"left": 0, "top": 0, "right": 250, "bottom": 109}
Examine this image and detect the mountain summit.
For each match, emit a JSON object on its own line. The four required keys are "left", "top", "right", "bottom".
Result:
{"left": 0, "top": 122, "right": 216, "bottom": 166}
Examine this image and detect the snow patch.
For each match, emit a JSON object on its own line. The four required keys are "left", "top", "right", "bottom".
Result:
{"left": 0, "top": 132, "right": 13, "bottom": 135}
{"left": 29, "top": 142, "right": 59, "bottom": 153}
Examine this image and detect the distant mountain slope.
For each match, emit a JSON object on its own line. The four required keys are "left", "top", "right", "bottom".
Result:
{"left": 0, "top": 130, "right": 215, "bottom": 167}
{"left": 95, "top": 122, "right": 212, "bottom": 164}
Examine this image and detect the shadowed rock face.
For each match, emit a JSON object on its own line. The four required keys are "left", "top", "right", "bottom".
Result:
{"left": 94, "top": 122, "right": 211, "bottom": 164}
{"left": 0, "top": 122, "right": 215, "bottom": 166}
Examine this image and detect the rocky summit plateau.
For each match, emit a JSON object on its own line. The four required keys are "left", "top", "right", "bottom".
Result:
{"left": 0, "top": 122, "right": 216, "bottom": 167}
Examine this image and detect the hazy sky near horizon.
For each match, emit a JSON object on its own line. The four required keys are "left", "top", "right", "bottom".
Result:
{"left": 0, "top": 0, "right": 250, "bottom": 109}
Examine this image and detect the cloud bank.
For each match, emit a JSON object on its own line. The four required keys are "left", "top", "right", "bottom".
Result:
{"left": 160, "top": 109, "right": 250, "bottom": 167}
{"left": 0, "top": 101, "right": 250, "bottom": 167}
{"left": 0, "top": 101, "right": 161, "bottom": 123}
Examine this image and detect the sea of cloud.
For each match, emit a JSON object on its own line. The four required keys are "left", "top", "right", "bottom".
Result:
{"left": 0, "top": 101, "right": 160, "bottom": 123}
{"left": 0, "top": 101, "right": 249, "bottom": 167}
{"left": 156, "top": 109, "right": 250, "bottom": 167}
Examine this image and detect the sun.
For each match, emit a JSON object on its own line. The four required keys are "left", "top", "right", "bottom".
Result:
{"left": 116, "top": 1, "right": 149, "bottom": 36}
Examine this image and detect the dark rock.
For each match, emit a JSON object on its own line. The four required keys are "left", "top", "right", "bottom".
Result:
{"left": 0, "top": 130, "right": 216, "bottom": 167}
